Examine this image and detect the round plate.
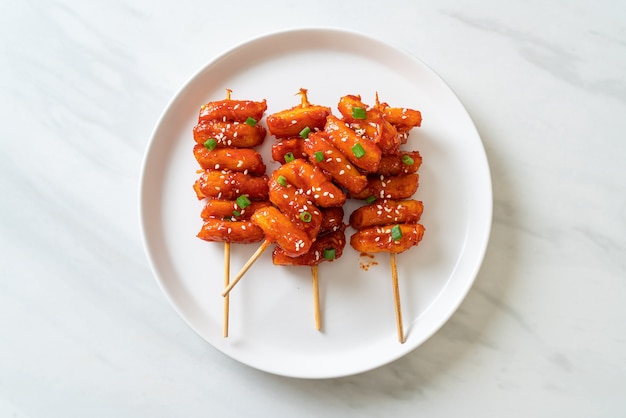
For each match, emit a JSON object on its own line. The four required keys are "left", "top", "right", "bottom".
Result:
{"left": 140, "top": 28, "right": 492, "bottom": 379}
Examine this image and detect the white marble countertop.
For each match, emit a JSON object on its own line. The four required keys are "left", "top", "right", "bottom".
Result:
{"left": 2, "top": 0, "right": 625, "bottom": 416}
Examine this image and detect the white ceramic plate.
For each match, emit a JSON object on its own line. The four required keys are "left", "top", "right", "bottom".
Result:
{"left": 140, "top": 28, "right": 492, "bottom": 379}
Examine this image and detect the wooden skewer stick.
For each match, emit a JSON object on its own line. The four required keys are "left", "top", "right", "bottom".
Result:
{"left": 221, "top": 89, "right": 233, "bottom": 336}
{"left": 390, "top": 253, "right": 405, "bottom": 344}
{"left": 223, "top": 242, "right": 230, "bottom": 338}
{"left": 222, "top": 239, "right": 270, "bottom": 297}
{"left": 311, "top": 265, "right": 321, "bottom": 331}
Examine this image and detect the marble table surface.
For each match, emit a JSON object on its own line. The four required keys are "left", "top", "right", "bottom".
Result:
{"left": 1, "top": 0, "right": 624, "bottom": 416}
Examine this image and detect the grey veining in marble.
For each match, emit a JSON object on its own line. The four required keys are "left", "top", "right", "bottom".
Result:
{"left": 1, "top": 0, "right": 625, "bottom": 417}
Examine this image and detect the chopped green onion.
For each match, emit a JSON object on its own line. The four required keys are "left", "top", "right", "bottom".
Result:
{"left": 352, "top": 107, "right": 367, "bottom": 120}
{"left": 236, "top": 195, "right": 251, "bottom": 209}
{"left": 300, "top": 211, "right": 312, "bottom": 223}
{"left": 204, "top": 138, "right": 217, "bottom": 150}
{"left": 323, "top": 248, "right": 336, "bottom": 261}
{"left": 365, "top": 195, "right": 377, "bottom": 204}
{"left": 244, "top": 116, "right": 257, "bottom": 126}
{"left": 277, "top": 175, "right": 288, "bottom": 186}
{"left": 351, "top": 143, "right": 366, "bottom": 159}
{"left": 232, "top": 210, "right": 241, "bottom": 217}
{"left": 314, "top": 151, "right": 324, "bottom": 162}
{"left": 284, "top": 152, "right": 295, "bottom": 163}
{"left": 401, "top": 154, "right": 415, "bottom": 165}
{"left": 391, "top": 225, "right": 403, "bottom": 241}
{"left": 299, "top": 126, "right": 311, "bottom": 139}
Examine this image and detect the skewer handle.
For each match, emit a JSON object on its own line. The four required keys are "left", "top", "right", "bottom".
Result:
{"left": 223, "top": 242, "right": 230, "bottom": 338}
{"left": 312, "top": 265, "right": 321, "bottom": 331}
{"left": 390, "top": 253, "right": 405, "bottom": 343}
{"left": 222, "top": 240, "right": 270, "bottom": 296}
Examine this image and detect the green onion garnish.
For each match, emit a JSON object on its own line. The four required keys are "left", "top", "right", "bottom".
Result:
{"left": 232, "top": 210, "right": 241, "bottom": 217}
{"left": 391, "top": 225, "right": 403, "bottom": 241}
{"left": 204, "top": 138, "right": 217, "bottom": 150}
{"left": 352, "top": 107, "right": 367, "bottom": 120}
{"left": 277, "top": 175, "right": 287, "bottom": 186}
{"left": 351, "top": 143, "right": 366, "bottom": 159}
{"left": 401, "top": 154, "right": 415, "bottom": 165}
{"left": 314, "top": 151, "right": 324, "bottom": 162}
{"left": 365, "top": 195, "right": 377, "bottom": 204}
{"left": 284, "top": 152, "right": 295, "bottom": 163}
{"left": 244, "top": 117, "right": 257, "bottom": 126}
{"left": 323, "top": 248, "right": 336, "bottom": 261}
{"left": 299, "top": 126, "right": 311, "bottom": 139}
{"left": 300, "top": 211, "right": 312, "bottom": 223}
{"left": 236, "top": 195, "right": 251, "bottom": 209}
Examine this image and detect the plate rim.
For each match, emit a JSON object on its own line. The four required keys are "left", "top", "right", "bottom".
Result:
{"left": 139, "top": 27, "right": 493, "bottom": 379}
